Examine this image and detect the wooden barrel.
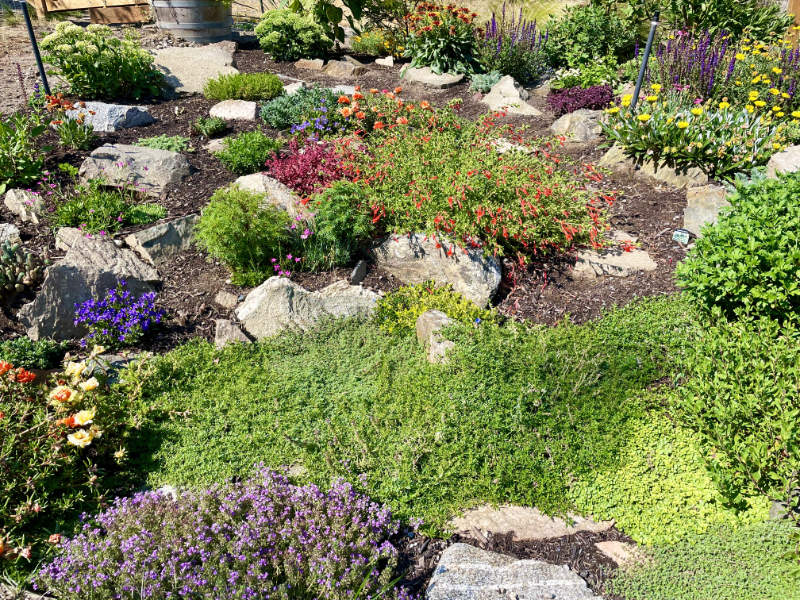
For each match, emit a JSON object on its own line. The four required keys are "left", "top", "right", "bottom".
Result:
{"left": 152, "top": 0, "right": 233, "bottom": 44}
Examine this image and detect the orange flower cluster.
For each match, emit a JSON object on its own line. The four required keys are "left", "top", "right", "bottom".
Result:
{"left": 333, "top": 86, "right": 434, "bottom": 134}
{"left": 0, "top": 360, "right": 36, "bottom": 384}
{"left": 403, "top": 2, "right": 477, "bottom": 34}
{"left": 44, "top": 94, "right": 94, "bottom": 126}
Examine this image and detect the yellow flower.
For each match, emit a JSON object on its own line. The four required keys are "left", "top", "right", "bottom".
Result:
{"left": 67, "top": 429, "right": 94, "bottom": 448}
{"left": 773, "top": 143, "right": 782, "bottom": 149}
{"left": 65, "top": 361, "right": 86, "bottom": 378}
{"left": 114, "top": 448, "right": 127, "bottom": 461}
{"left": 650, "top": 83, "right": 662, "bottom": 92}
{"left": 73, "top": 407, "right": 96, "bottom": 426}
{"left": 606, "top": 106, "right": 620, "bottom": 114}
{"left": 691, "top": 107, "right": 703, "bottom": 116}
{"left": 742, "top": 45, "right": 751, "bottom": 51}
{"left": 748, "top": 91, "right": 759, "bottom": 100}
{"left": 621, "top": 93, "right": 633, "bottom": 107}
{"left": 666, "top": 117, "right": 674, "bottom": 124}
{"left": 782, "top": 92, "right": 790, "bottom": 99}
{"left": 778, "top": 111, "right": 785, "bottom": 117}
{"left": 49, "top": 385, "right": 78, "bottom": 406}
{"left": 773, "top": 105, "right": 782, "bottom": 112}
{"left": 735, "top": 53, "right": 746, "bottom": 60}
{"left": 773, "top": 67, "right": 782, "bottom": 75}
{"left": 752, "top": 75, "right": 762, "bottom": 83}
{"left": 79, "top": 377, "right": 99, "bottom": 392}
{"left": 646, "top": 95, "right": 658, "bottom": 102}
{"left": 637, "top": 113, "right": 651, "bottom": 122}
{"left": 755, "top": 100, "right": 767, "bottom": 107}
{"left": 718, "top": 101, "right": 730, "bottom": 109}
{"left": 746, "top": 105, "right": 755, "bottom": 113}
{"left": 791, "top": 111, "right": 800, "bottom": 118}
{"left": 677, "top": 121, "right": 689, "bottom": 129}
{"left": 770, "top": 87, "right": 780, "bottom": 95}
{"left": 735, "top": 80, "right": 742, "bottom": 86}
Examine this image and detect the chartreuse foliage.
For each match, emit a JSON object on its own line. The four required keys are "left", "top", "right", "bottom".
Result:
{"left": 124, "top": 296, "right": 699, "bottom": 534}
{"left": 571, "top": 414, "right": 769, "bottom": 547}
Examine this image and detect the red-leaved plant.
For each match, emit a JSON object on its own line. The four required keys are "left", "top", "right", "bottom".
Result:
{"left": 265, "top": 139, "right": 346, "bottom": 198}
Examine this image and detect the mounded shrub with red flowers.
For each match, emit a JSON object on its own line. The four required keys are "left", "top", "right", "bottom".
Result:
{"left": 34, "top": 468, "right": 415, "bottom": 600}
{"left": 346, "top": 107, "right": 609, "bottom": 263}
{"left": 547, "top": 84, "right": 614, "bottom": 117}
{"left": 0, "top": 349, "right": 145, "bottom": 577}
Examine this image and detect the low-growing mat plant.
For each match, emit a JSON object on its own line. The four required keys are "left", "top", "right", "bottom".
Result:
{"left": 192, "top": 116, "right": 227, "bottom": 139}
{"left": 203, "top": 72, "right": 284, "bottom": 101}
{"left": 214, "top": 130, "right": 284, "bottom": 175}
{"left": 135, "top": 135, "right": 191, "bottom": 153}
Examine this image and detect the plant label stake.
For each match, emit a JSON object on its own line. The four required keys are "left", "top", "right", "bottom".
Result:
{"left": 15, "top": 0, "right": 51, "bottom": 96}
{"left": 632, "top": 10, "right": 659, "bottom": 109}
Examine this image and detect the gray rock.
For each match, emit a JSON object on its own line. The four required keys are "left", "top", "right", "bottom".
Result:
{"left": 594, "top": 541, "right": 643, "bottom": 567}
{"left": 65, "top": 102, "right": 154, "bottom": 133}
{"left": 597, "top": 144, "right": 634, "bottom": 176}
{"left": 284, "top": 81, "right": 307, "bottom": 95}
{"left": 235, "top": 278, "right": 378, "bottom": 340}
{"left": 401, "top": 66, "right": 464, "bottom": 88}
{"left": 349, "top": 259, "right": 367, "bottom": 285}
{"left": 19, "top": 237, "right": 160, "bottom": 340}
{"left": 375, "top": 55, "right": 394, "bottom": 67}
{"left": 124, "top": 214, "right": 199, "bottom": 265}
{"left": 79, "top": 144, "right": 191, "bottom": 196}
{"left": 342, "top": 55, "right": 366, "bottom": 67}
{"left": 598, "top": 144, "right": 708, "bottom": 188}
{"left": 492, "top": 138, "right": 534, "bottom": 155}
{"left": 531, "top": 81, "right": 551, "bottom": 97}
{"left": 330, "top": 84, "right": 356, "bottom": 96}
{"left": 203, "top": 138, "right": 227, "bottom": 154}
{"left": 427, "top": 544, "right": 601, "bottom": 600}
{"left": 452, "top": 505, "right": 612, "bottom": 542}
{"left": 766, "top": 144, "right": 800, "bottom": 178}
{"left": 683, "top": 185, "right": 730, "bottom": 236}
{"left": 416, "top": 310, "right": 455, "bottom": 364}
{"left": 481, "top": 75, "right": 541, "bottom": 116}
{"left": 214, "top": 289, "right": 239, "bottom": 310}
{"left": 4, "top": 188, "right": 45, "bottom": 224}
{"left": 295, "top": 58, "right": 325, "bottom": 71}
{"left": 209, "top": 99, "right": 258, "bottom": 121}
{"left": 573, "top": 236, "right": 657, "bottom": 279}
{"left": 55, "top": 227, "right": 84, "bottom": 252}
{"left": 214, "top": 319, "right": 251, "bottom": 349}
{"left": 0, "top": 223, "right": 21, "bottom": 245}
{"left": 549, "top": 109, "right": 603, "bottom": 143}
{"left": 323, "top": 59, "right": 368, "bottom": 78}
{"left": 233, "top": 174, "right": 305, "bottom": 218}
{"left": 373, "top": 234, "right": 501, "bottom": 307}
{"left": 154, "top": 42, "right": 239, "bottom": 94}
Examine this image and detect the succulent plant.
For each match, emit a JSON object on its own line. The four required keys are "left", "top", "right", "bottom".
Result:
{"left": 0, "top": 241, "right": 45, "bottom": 298}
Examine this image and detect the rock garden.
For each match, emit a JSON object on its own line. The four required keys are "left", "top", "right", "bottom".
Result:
{"left": 1, "top": 0, "right": 799, "bottom": 599}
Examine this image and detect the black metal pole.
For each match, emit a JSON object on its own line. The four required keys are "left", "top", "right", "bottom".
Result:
{"left": 20, "top": 0, "right": 51, "bottom": 96}
{"left": 632, "top": 10, "right": 659, "bottom": 109}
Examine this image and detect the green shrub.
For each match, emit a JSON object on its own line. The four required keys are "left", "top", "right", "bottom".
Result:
{"left": 351, "top": 29, "right": 395, "bottom": 56}
{"left": 51, "top": 179, "right": 166, "bottom": 235}
{"left": 550, "top": 56, "right": 620, "bottom": 91}
{"left": 53, "top": 118, "right": 96, "bottom": 152}
{"left": 214, "top": 130, "right": 284, "bottom": 175}
{"left": 260, "top": 86, "right": 338, "bottom": 130}
{"left": 254, "top": 9, "right": 331, "bottom": 61}
{"left": 203, "top": 72, "right": 284, "bottom": 102}
{"left": 194, "top": 185, "right": 292, "bottom": 286}
{"left": 610, "top": 522, "right": 800, "bottom": 600}
{"left": 546, "top": 4, "right": 635, "bottom": 68}
{"left": 676, "top": 173, "right": 800, "bottom": 322}
{"left": 571, "top": 415, "right": 768, "bottom": 547}
{"left": 0, "top": 111, "right": 46, "bottom": 194}
{"left": 0, "top": 337, "right": 67, "bottom": 370}
{"left": 374, "top": 282, "right": 499, "bottom": 335}
{"left": 124, "top": 296, "right": 698, "bottom": 532}
{"left": 300, "top": 181, "right": 374, "bottom": 272}
{"left": 676, "top": 317, "right": 800, "bottom": 514}
{"left": 135, "top": 135, "right": 191, "bottom": 153}
{"left": 403, "top": 3, "right": 481, "bottom": 75}
{"left": 0, "top": 351, "right": 147, "bottom": 579}
{"left": 192, "top": 116, "right": 227, "bottom": 139}
{"left": 469, "top": 71, "right": 502, "bottom": 93}
{"left": 39, "top": 22, "right": 163, "bottom": 100}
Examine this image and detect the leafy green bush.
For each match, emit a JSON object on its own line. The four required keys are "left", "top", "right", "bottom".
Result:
{"left": 135, "top": 135, "right": 191, "bottom": 153}
{"left": 203, "top": 72, "right": 284, "bottom": 102}
{"left": 214, "top": 130, "right": 284, "bottom": 175}
{"left": 0, "top": 337, "right": 67, "bottom": 370}
{"left": 300, "top": 181, "right": 374, "bottom": 272}
{"left": 550, "top": 56, "right": 620, "bottom": 91}
{"left": 192, "top": 116, "right": 227, "bottom": 139}
{"left": 194, "top": 185, "right": 292, "bottom": 286}
{"left": 610, "top": 522, "right": 800, "bottom": 600}
{"left": 374, "top": 282, "right": 498, "bottom": 335}
{"left": 676, "top": 317, "right": 800, "bottom": 514}
{"left": 124, "top": 296, "right": 698, "bottom": 532}
{"left": 0, "top": 111, "right": 46, "bottom": 194}
{"left": 546, "top": 3, "right": 635, "bottom": 68}
{"left": 260, "top": 86, "right": 339, "bottom": 130}
{"left": 469, "top": 71, "right": 502, "bottom": 93}
{"left": 254, "top": 9, "right": 331, "bottom": 61}
{"left": 571, "top": 415, "right": 768, "bottom": 546}
{"left": 676, "top": 173, "right": 800, "bottom": 322}
{"left": 39, "top": 22, "right": 163, "bottom": 100}
{"left": 351, "top": 29, "right": 395, "bottom": 56}
{"left": 51, "top": 179, "right": 166, "bottom": 235}
{"left": 403, "top": 3, "right": 481, "bottom": 75}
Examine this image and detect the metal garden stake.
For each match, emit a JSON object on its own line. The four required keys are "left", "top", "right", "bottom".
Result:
{"left": 631, "top": 10, "right": 659, "bottom": 108}
{"left": 17, "top": 0, "right": 51, "bottom": 96}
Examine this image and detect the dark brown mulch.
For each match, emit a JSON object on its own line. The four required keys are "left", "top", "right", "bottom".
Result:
{"left": 396, "top": 527, "right": 633, "bottom": 599}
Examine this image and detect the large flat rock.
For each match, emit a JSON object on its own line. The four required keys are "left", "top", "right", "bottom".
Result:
{"left": 79, "top": 144, "right": 191, "bottom": 196}
{"left": 683, "top": 184, "right": 729, "bottom": 236}
{"left": 401, "top": 66, "right": 464, "bottom": 88}
{"left": 426, "top": 544, "right": 602, "bottom": 600}
{"left": 235, "top": 278, "right": 378, "bottom": 340}
{"left": 766, "top": 144, "right": 800, "bottom": 178}
{"left": 482, "top": 75, "right": 541, "bottom": 116}
{"left": 233, "top": 173, "right": 305, "bottom": 218}
{"left": 452, "top": 505, "right": 612, "bottom": 541}
{"left": 549, "top": 109, "right": 603, "bottom": 142}
{"left": 373, "top": 234, "right": 501, "bottom": 307}
{"left": 598, "top": 144, "right": 708, "bottom": 188}
{"left": 65, "top": 102, "right": 154, "bottom": 132}
{"left": 124, "top": 214, "right": 199, "bottom": 265}
{"left": 154, "top": 42, "right": 239, "bottom": 94}
{"left": 19, "top": 237, "right": 160, "bottom": 341}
